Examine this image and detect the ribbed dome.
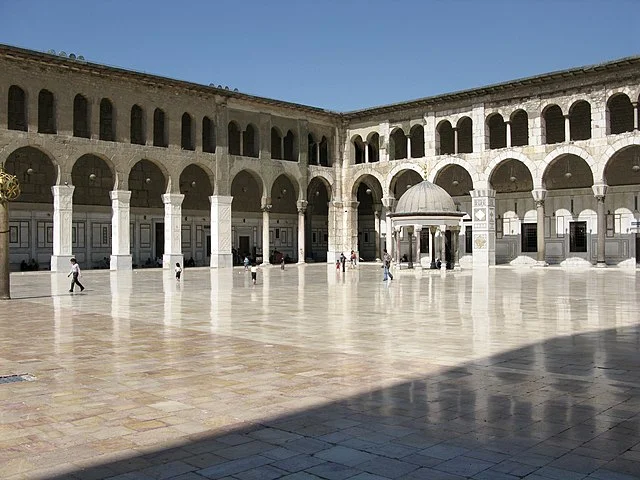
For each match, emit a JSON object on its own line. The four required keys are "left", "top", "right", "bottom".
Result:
{"left": 394, "top": 180, "right": 457, "bottom": 214}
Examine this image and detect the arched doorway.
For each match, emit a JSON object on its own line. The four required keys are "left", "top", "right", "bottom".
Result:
{"left": 307, "top": 177, "right": 331, "bottom": 262}
{"left": 352, "top": 174, "right": 384, "bottom": 261}
{"left": 180, "top": 164, "right": 213, "bottom": 266}
{"left": 4, "top": 147, "right": 56, "bottom": 270}
{"left": 71, "top": 154, "right": 114, "bottom": 269}
{"left": 230, "top": 170, "right": 263, "bottom": 264}
{"left": 270, "top": 174, "right": 299, "bottom": 263}
{"left": 128, "top": 159, "right": 167, "bottom": 266}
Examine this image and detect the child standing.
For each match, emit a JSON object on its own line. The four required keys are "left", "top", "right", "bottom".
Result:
{"left": 67, "top": 258, "right": 85, "bottom": 293}
{"left": 175, "top": 262, "right": 182, "bottom": 282}
{"left": 250, "top": 262, "right": 258, "bottom": 285}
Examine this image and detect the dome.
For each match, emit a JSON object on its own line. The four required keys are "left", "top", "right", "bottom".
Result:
{"left": 394, "top": 180, "right": 457, "bottom": 215}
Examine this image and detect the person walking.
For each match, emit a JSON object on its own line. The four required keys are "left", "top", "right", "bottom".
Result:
{"left": 67, "top": 258, "right": 85, "bottom": 293}
{"left": 350, "top": 250, "right": 357, "bottom": 268}
{"left": 383, "top": 249, "right": 394, "bottom": 281}
{"left": 250, "top": 262, "right": 258, "bottom": 285}
{"left": 175, "top": 262, "right": 182, "bottom": 282}
{"left": 340, "top": 252, "right": 346, "bottom": 272}
{"left": 243, "top": 255, "right": 250, "bottom": 271}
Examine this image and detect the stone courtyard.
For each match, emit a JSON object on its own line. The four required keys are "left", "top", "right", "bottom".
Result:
{"left": 1, "top": 265, "right": 640, "bottom": 479}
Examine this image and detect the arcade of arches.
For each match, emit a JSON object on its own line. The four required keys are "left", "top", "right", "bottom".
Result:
{"left": 3, "top": 45, "right": 640, "bottom": 270}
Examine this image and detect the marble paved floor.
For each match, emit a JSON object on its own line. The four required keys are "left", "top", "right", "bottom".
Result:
{"left": 1, "top": 265, "right": 640, "bottom": 480}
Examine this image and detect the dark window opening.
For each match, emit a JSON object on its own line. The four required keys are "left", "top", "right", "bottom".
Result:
{"left": 390, "top": 129, "right": 407, "bottom": 160}
{"left": 243, "top": 124, "right": 258, "bottom": 158}
{"left": 410, "top": 126, "right": 424, "bottom": 158}
{"left": 569, "top": 101, "right": 591, "bottom": 140}
{"left": 457, "top": 117, "right": 473, "bottom": 153}
{"left": 437, "top": 122, "right": 454, "bottom": 155}
{"left": 465, "top": 225, "right": 473, "bottom": 253}
{"left": 510, "top": 110, "right": 529, "bottom": 146}
{"left": 153, "top": 108, "right": 167, "bottom": 147}
{"left": 8, "top": 85, "right": 27, "bottom": 131}
{"left": 521, "top": 223, "right": 537, "bottom": 253}
{"left": 73, "top": 94, "right": 90, "bottom": 138}
{"left": 38, "top": 89, "right": 56, "bottom": 134}
{"left": 488, "top": 114, "right": 507, "bottom": 149}
{"left": 99, "top": 99, "right": 114, "bottom": 141}
{"left": 353, "top": 137, "right": 365, "bottom": 164}
{"left": 319, "top": 136, "right": 329, "bottom": 166}
{"left": 608, "top": 95, "right": 634, "bottom": 134}
{"left": 202, "top": 116, "right": 215, "bottom": 153}
{"left": 570, "top": 221, "right": 587, "bottom": 252}
{"left": 181, "top": 112, "right": 194, "bottom": 150}
{"left": 283, "top": 130, "right": 295, "bottom": 161}
{"left": 544, "top": 105, "right": 565, "bottom": 144}
{"left": 130, "top": 105, "right": 144, "bottom": 145}
{"left": 228, "top": 122, "right": 241, "bottom": 155}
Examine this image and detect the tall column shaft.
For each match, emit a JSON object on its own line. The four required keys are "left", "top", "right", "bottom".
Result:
{"left": 297, "top": 200, "right": 307, "bottom": 263}
{"left": 532, "top": 189, "right": 547, "bottom": 265}
{"left": 453, "top": 230, "right": 460, "bottom": 268}
{"left": 415, "top": 228, "right": 422, "bottom": 268}
{"left": 262, "top": 205, "right": 271, "bottom": 264}
{"left": 374, "top": 207, "right": 381, "bottom": 261}
{"left": 470, "top": 188, "right": 496, "bottom": 267}
{"left": 364, "top": 142, "right": 369, "bottom": 163}
{"left": 440, "top": 226, "right": 447, "bottom": 270}
{"left": 210, "top": 195, "right": 233, "bottom": 268}
{"left": 564, "top": 115, "right": 571, "bottom": 141}
{"left": 395, "top": 228, "right": 401, "bottom": 264}
{"left": 406, "top": 136, "right": 412, "bottom": 159}
{"left": 430, "top": 227, "right": 436, "bottom": 268}
{"left": 453, "top": 128, "right": 458, "bottom": 154}
{"left": 382, "top": 197, "right": 395, "bottom": 256}
{"left": 162, "top": 193, "right": 184, "bottom": 269}
{"left": 633, "top": 103, "right": 639, "bottom": 130}
{"left": 51, "top": 185, "right": 75, "bottom": 272}
{"left": 593, "top": 183, "right": 608, "bottom": 267}
{"left": 0, "top": 201, "right": 9, "bottom": 299}
{"left": 110, "top": 190, "right": 132, "bottom": 270}
{"left": 506, "top": 121, "right": 512, "bottom": 148}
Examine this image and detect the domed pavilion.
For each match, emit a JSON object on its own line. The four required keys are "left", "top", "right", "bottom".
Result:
{"left": 389, "top": 180, "right": 465, "bottom": 269}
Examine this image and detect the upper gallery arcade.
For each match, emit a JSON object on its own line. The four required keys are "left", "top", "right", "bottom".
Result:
{"left": 1, "top": 43, "right": 639, "bottom": 271}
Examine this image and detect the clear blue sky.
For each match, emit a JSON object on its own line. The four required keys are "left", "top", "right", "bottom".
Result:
{"left": 1, "top": 0, "right": 638, "bottom": 111}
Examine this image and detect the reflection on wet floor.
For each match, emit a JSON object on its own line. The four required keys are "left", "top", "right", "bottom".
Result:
{"left": 1, "top": 265, "right": 639, "bottom": 479}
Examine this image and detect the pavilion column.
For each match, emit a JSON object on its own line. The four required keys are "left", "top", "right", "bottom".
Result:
{"left": 430, "top": 226, "right": 436, "bottom": 268}
{"left": 415, "top": 226, "right": 422, "bottom": 268}
{"left": 408, "top": 227, "right": 414, "bottom": 268}
{"left": 210, "top": 195, "right": 233, "bottom": 268}
{"left": 374, "top": 204, "right": 382, "bottom": 261}
{"left": 162, "top": 193, "right": 184, "bottom": 269}
{"left": 297, "top": 200, "right": 307, "bottom": 263}
{"left": 50, "top": 185, "right": 75, "bottom": 272}
{"left": 470, "top": 188, "right": 496, "bottom": 267}
{"left": 110, "top": 190, "right": 132, "bottom": 270}
{"left": 440, "top": 225, "right": 447, "bottom": 271}
{"left": 593, "top": 183, "right": 608, "bottom": 267}
{"left": 395, "top": 227, "right": 402, "bottom": 264}
{"left": 406, "top": 135, "right": 412, "bottom": 159}
{"left": 532, "top": 188, "right": 547, "bottom": 266}
{"left": 506, "top": 121, "right": 512, "bottom": 148}
{"left": 382, "top": 196, "right": 395, "bottom": 255}
{"left": 564, "top": 114, "right": 571, "bottom": 142}
{"left": 452, "top": 228, "right": 460, "bottom": 268}
{"left": 633, "top": 102, "right": 639, "bottom": 130}
{"left": 262, "top": 202, "right": 272, "bottom": 264}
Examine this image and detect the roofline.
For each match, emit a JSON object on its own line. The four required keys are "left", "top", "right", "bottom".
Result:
{"left": 1, "top": 44, "right": 639, "bottom": 121}
{"left": 388, "top": 212, "right": 466, "bottom": 218}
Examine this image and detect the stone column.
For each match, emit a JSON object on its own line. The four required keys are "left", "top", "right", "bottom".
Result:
{"left": 297, "top": 200, "right": 307, "bottom": 263}
{"left": 470, "top": 188, "right": 496, "bottom": 267}
{"left": 382, "top": 196, "right": 395, "bottom": 254}
{"left": 415, "top": 226, "right": 422, "bottom": 268}
{"left": 593, "top": 183, "right": 608, "bottom": 267}
{"left": 344, "top": 201, "right": 359, "bottom": 255}
{"left": 210, "top": 195, "right": 233, "bottom": 268}
{"left": 408, "top": 227, "right": 414, "bottom": 268}
{"left": 50, "top": 185, "right": 75, "bottom": 272}
{"left": 373, "top": 204, "right": 382, "bottom": 261}
{"left": 564, "top": 115, "right": 571, "bottom": 142}
{"left": 532, "top": 188, "right": 547, "bottom": 266}
{"left": 240, "top": 130, "right": 244, "bottom": 156}
{"left": 161, "top": 193, "right": 184, "bottom": 269}
{"left": 364, "top": 141, "right": 369, "bottom": 163}
{"left": 327, "top": 201, "right": 340, "bottom": 262}
{"left": 110, "top": 190, "right": 132, "bottom": 270}
{"left": 315, "top": 143, "right": 320, "bottom": 165}
{"left": 406, "top": 135, "right": 412, "bottom": 159}
{"left": 440, "top": 225, "right": 447, "bottom": 271}
{"left": 395, "top": 227, "right": 402, "bottom": 264}
{"left": 452, "top": 228, "right": 460, "bottom": 268}
{"left": 633, "top": 102, "right": 638, "bottom": 130}
{"left": 453, "top": 128, "right": 458, "bottom": 154}
{"left": 506, "top": 121, "right": 512, "bottom": 148}
{"left": 430, "top": 226, "right": 436, "bottom": 268}
{"left": 262, "top": 202, "right": 271, "bottom": 264}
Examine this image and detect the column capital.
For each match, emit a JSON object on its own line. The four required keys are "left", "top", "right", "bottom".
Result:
{"left": 531, "top": 188, "right": 547, "bottom": 203}
{"left": 373, "top": 203, "right": 382, "bottom": 215}
{"left": 632, "top": 101, "right": 638, "bottom": 108}
{"left": 110, "top": 190, "right": 132, "bottom": 202}
{"left": 592, "top": 183, "right": 608, "bottom": 198}
{"left": 209, "top": 194, "right": 233, "bottom": 206}
{"left": 261, "top": 197, "right": 272, "bottom": 211}
{"left": 161, "top": 193, "right": 184, "bottom": 206}
{"left": 296, "top": 200, "right": 308, "bottom": 214}
{"left": 381, "top": 196, "right": 396, "bottom": 209}
{"left": 470, "top": 188, "right": 495, "bottom": 198}
{"left": 414, "top": 226, "right": 423, "bottom": 234}
{"left": 345, "top": 201, "right": 359, "bottom": 210}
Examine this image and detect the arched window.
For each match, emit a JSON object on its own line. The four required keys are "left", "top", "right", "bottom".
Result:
{"left": 510, "top": 110, "right": 528, "bottom": 147}
{"left": 99, "top": 98, "right": 115, "bottom": 141}
{"left": 436, "top": 121, "right": 454, "bottom": 155}
{"left": 8, "top": 85, "right": 27, "bottom": 131}
{"left": 319, "top": 136, "right": 329, "bottom": 166}
{"left": 130, "top": 105, "right": 144, "bottom": 145}
{"left": 283, "top": 130, "right": 296, "bottom": 161}
{"left": 228, "top": 122, "right": 241, "bottom": 155}
{"left": 543, "top": 105, "right": 565, "bottom": 144}
{"left": 353, "top": 136, "right": 365, "bottom": 164}
{"left": 243, "top": 124, "right": 258, "bottom": 158}
{"left": 73, "top": 94, "right": 90, "bottom": 138}
{"left": 38, "top": 89, "right": 55, "bottom": 134}
{"left": 202, "top": 116, "right": 215, "bottom": 153}
{"left": 308, "top": 133, "right": 317, "bottom": 164}
{"left": 456, "top": 117, "right": 473, "bottom": 153}
{"left": 487, "top": 114, "right": 506, "bottom": 149}
{"left": 608, "top": 94, "right": 634, "bottom": 134}
{"left": 389, "top": 129, "right": 407, "bottom": 160}
{"left": 367, "top": 133, "right": 379, "bottom": 163}
{"left": 569, "top": 101, "right": 591, "bottom": 141}
{"left": 181, "top": 112, "right": 194, "bottom": 150}
{"left": 153, "top": 108, "right": 167, "bottom": 147}
{"left": 410, "top": 125, "right": 424, "bottom": 158}
{"left": 271, "top": 127, "right": 282, "bottom": 159}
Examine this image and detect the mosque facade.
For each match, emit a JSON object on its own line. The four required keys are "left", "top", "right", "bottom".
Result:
{"left": 1, "top": 44, "right": 640, "bottom": 271}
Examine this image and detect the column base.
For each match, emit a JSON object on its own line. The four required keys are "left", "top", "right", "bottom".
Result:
{"left": 210, "top": 253, "right": 232, "bottom": 268}
{"left": 110, "top": 255, "right": 133, "bottom": 271}
{"left": 50, "top": 255, "right": 73, "bottom": 272}
{"left": 595, "top": 262, "right": 607, "bottom": 268}
{"left": 163, "top": 254, "right": 184, "bottom": 270}
{"left": 534, "top": 260, "right": 548, "bottom": 267}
